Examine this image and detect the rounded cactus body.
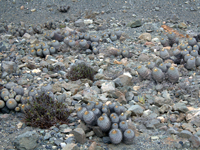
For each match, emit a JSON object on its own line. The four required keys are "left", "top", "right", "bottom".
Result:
{"left": 119, "top": 113, "right": 127, "bottom": 122}
{"left": 13, "top": 85, "right": 24, "bottom": 95}
{"left": 92, "top": 47, "right": 99, "bottom": 54}
{"left": 68, "top": 39, "right": 76, "bottom": 47}
{"left": 196, "top": 57, "right": 200, "bottom": 67}
{"left": 167, "top": 32, "right": 176, "bottom": 41}
{"left": 79, "top": 39, "right": 88, "bottom": 49}
{"left": 95, "top": 101, "right": 103, "bottom": 110}
{"left": 97, "top": 115, "right": 111, "bottom": 132}
{"left": 1, "top": 89, "right": 10, "bottom": 99}
{"left": 147, "top": 62, "right": 155, "bottom": 70}
{"left": 185, "top": 57, "right": 196, "bottom": 70}
{"left": 160, "top": 37, "right": 169, "bottom": 47}
{"left": 188, "top": 37, "right": 197, "bottom": 46}
{"left": 122, "top": 50, "right": 130, "bottom": 58}
{"left": 119, "top": 105, "right": 126, "bottom": 113}
{"left": 6, "top": 99, "right": 17, "bottom": 109}
{"left": 50, "top": 47, "right": 56, "bottom": 54}
{"left": 102, "top": 106, "right": 110, "bottom": 116}
{"left": 115, "top": 29, "right": 122, "bottom": 38}
{"left": 30, "top": 49, "right": 36, "bottom": 56}
{"left": 167, "top": 67, "right": 179, "bottom": 83}
{"left": 90, "top": 35, "right": 100, "bottom": 42}
{"left": 108, "top": 102, "right": 116, "bottom": 113}
{"left": 92, "top": 108, "right": 102, "bottom": 119}
{"left": 184, "top": 54, "right": 192, "bottom": 62}
{"left": 180, "top": 43, "right": 187, "bottom": 50}
{"left": 3, "top": 96, "right": 9, "bottom": 101}
{"left": 84, "top": 33, "right": 90, "bottom": 40}
{"left": 197, "top": 42, "right": 200, "bottom": 49}
{"left": 190, "top": 50, "right": 198, "bottom": 57}
{"left": 64, "top": 37, "right": 70, "bottom": 45}
{"left": 193, "top": 45, "right": 199, "bottom": 51}
{"left": 41, "top": 83, "right": 52, "bottom": 92}
{"left": 181, "top": 49, "right": 189, "bottom": 57}
{"left": 42, "top": 48, "right": 50, "bottom": 57}
{"left": 15, "top": 95, "right": 22, "bottom": 102}
{"left": 77, "top": 107, "right": 87, "bottom": 121}
{"left": 173, "top": 49, "right": 181, "bottom": 57}
{"left": 78, "top": 32, "right": 84, "bottom": 39}
{"left": 36, "top": 49, "right": 43, "bottom": 57}
{"left": 41, "top": 42, "right": 49, "bottom": 49}
{"left": 15, "top": 106, "right": 21, "bottom": 112}
{"left": 91, "top": 42, "right": 98, "bottom": 47}
{"left": 112, "top": 123, "right": 119, "bottom": 129}
{"left": 86, "top": 102, "right": 95, "bottom": 110}
{"left": 119, "top": 121, "right": 128, "bottom": 132}
{"left": 0, "top": 100, "right": 5, "bottom": 108}
{"left": 9, "top": 91, "right": 16, "bottom": 99}
{"left": 186, "top": 45, "right": 193, "bottom": 52}
{"left": 28, "top": 89, "right": 37, "bottom": 97}
{"left": 114, "top": 105, "right": 121, "bottom": 115}
{"left": 123, "top": 129, "right": 135, "bottom": 145}
{"left": 110, "top": 113, "right": 118, "bottom": 118}
{"left": 160, "top": 49, "right": 170, "bottom": 60}
{"left": 110, "top": 34, "right": 117, "bottom": 41}
{"left": 34, "top": 43, "right": 41, "bottom": 50}
{"left": 152, "top": 67, "right": 164, "bottom": 83}
{"left": 83, "top": 111, "right": 96, "bottom": 125}
{"left": 158, "top": 63, "right": 167, "bottom": 72}
{"left": 110, "top": 115, "right": 119, "bottom": 123}
{"left": 109, "top": 129, "right": 123, "bottom": 144}
{"left": 137, "top": 65, "right": 151, "bottom": 80}
{"left": 51, "top": 40, "right": 60, "bottom": 50}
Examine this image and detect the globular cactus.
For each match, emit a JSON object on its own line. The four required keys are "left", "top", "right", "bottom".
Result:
{"left": 9, "top": 91, "right": 16, "bottom": 99}
{"left": 110, "top": 34, "right": 117, "bottom": 41}
{"left": 179, "top": 43, "right": 187, "bottom": 50}
{"left": 6, "top": 99, "right": 17, "bottom": 109}
{"left": 193, "top": 45, "right": 199, "bottom": 51}
{"left": 15, "top": 95, "right": 22, "bottom": 102}
{"left": 86, "top": 102, "right": 95, "bottom": 110}
{"left": 84, "top": 33, "right": 90, "bottom": 40}
{"left": 49, "top": 47, "right": 56, "bottom": 55}
{"left": 92, "top": 108, "right": 101, "bottom": 119}
{"left": 92, "top": 47, "right": 99, "bottom": 54}
{"left": 15, "top": 106, "right": 21, "bottom": 112}
{"left": 91, "top": 42, "right": 98, "bottom": 47}
{"left": 97, "top": 115, "right": 111, "bottom": 132}
{"left": 173, "top": 49, "right": 181, "bottom": 58}
{"left": 109, "top": 129, "right": 123, "bottom": 144}
{"left": 122, "top": 49, "right": 130, "bottom": 58}
{"left": 28, "top": 89, "right": 38, "bottom": 97}
{"left": 119, "top": 104, "right": 126, "bottom": 113}
{"left": 160, "top": 37, "right": 169, "bottom": 47}
{"left": 3, "top": 96, "right": 9, "bottom": 101}
{"left": 110, "top": 113, "right": 118, "bottom": 118}
{"left": 184, "top": 54, "right": 192, "bottom": 62}
{"left": 64, "top": 37, "right": 70, "bottom": 45}
{"left": 108, "top": 102, "right": 116, "bottom": 113}
{"left": 68, "top": 39, "right": 76, "bottom": 47}
{"left": 181, "top": 49, "right": 189, "bottom": 57}
{"left": 83, "top": 111, "right": 96, "bottom": 126}
{"left": 190, "top": 50, "right": 198, "bottom": 57}
{"left": 112, "top": 123, "right": 119, "bottom": 129}
{"left": 90, "top": 35, "right": 100, "bottom": 42}
{"left": 196, "top": 57, "right": 200, "bottom": 67}
{"left": 30, "top": 49, "right": 36, "bottom": 56}
{"left": 13, "top": 85, "right": 24, "bottom": 95}
{"left": 110, "top": 114, "right": 119, "bottom": 123}
{"left": 123, "top": 129, "right": 135, "bottom": 145}
{"left": 35, "top": 43, "right": 41, "bottom": 50}
{"left": 79, "top": 39, "right": 89, "bottom": 49}
{"left": 95, "top": 102, "right": 103, "bottom": 110}
{"left": 78, "top": 32, "right": 84, "bottom": 39}
{"left": 119, "top": 113, "right": 127, "bottom": 122}
{"left": 102, "top": 106, "right": 110, "bottom": 116}
{"left": 186, "top": 45, "right": 192, "bottom": 52}
{"left": 158, "top": 63, "right": 167, "bottom": 72}
{"left": 188, "top": 37, "right": 197, "bottom": 46}
{"left": 42, "top": 48, "right": 50, "bottom": 57}
{"left": 167, "top": 32, "right": 176, "bottom": 41}
{"left": 114, "top": 105, "right": 121, "bottom": 115}
{"left": 1, "top": 89, "right": 10, "bottom": 99}
{"left": 137, "top": 65, "right": 151, "bottom": 80}
{"left": 160, "top": 49, "right": 170, "bottom": 60}
{"left": 167, "top": 66, "right": 179, "bottom": 83}
{"left": 41, "top": 42, "right": 49, "bottom": 49}
{"left": 77, "top": 107, "right": 87, "bottom": 121}
{"left": 119, "top": 121, "right": 128, "bottom": 132}
{"left": 51, "top": 40, "right": 60, "bottom": 50}
{"left": 0, "top": 100, "right": 5, "bottom": 108}
{"left": 147, "top": 62, "right": 155, "bottom": 70}
{"left": 185, "top": 57, "right": 196, "bottom": 70}
{"left": 36, "top": 49, "right": 43, "bottom": 57}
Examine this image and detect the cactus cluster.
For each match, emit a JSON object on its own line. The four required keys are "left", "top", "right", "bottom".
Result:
{"left": 0, "top": 85, "right": 24, "bottom": 113}
{"left": 77, "top": 101, "right": 135, "bottom": 145}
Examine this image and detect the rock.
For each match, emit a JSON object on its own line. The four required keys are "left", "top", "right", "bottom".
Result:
{"left": 101, "top": 81, "right": 115, "bottom": 93}
{"left": 102, "top": 136, "right": 111, "bottom": 144}
{"left": 178, "top": 22, "right": 187, "bottom": 29}
{"left": 125, "top": 91, "right": 134, "bottom": 101}
{"left": 154, "top": 96, "right": 172, "bottom": 107}
{"left": 86, "top": 131, "right": 94, "bottom": 137}
{"left": 71, "top": 128, "right": 86, "bottom": 144}
{"left": 161, "top": 90, "right": 171, "bottom": 100}
{"left": 62, "top": 143, "right": 79, "bottom": 150}
{"left": 92, "top": 126, "right": 105, "bottom": 137}
{"left": 22, "top": 33, "right": 31, "bottom": 39}
{"left": 138, "top": 33, "right": 152, "bottom": 41}
{"left": 1, "top": 61, "right": 17, "bottom": 73}
{"left": 159, "top": 104, "right": 172, "bottom": 113}
{"left": 168, "top": 127, "right": 178, "bottom": 134}
{"left": 182, "top": 123, "right": 195, "bottom": 133}
{"left": 178, "top": 130, "right": 193, "bottom": 138}
{"left": 145, "top": 119, "right": 161, "bottom": 129}
{"left": 173, "top": 103, "right": 189, "bottom": 113}
{"left": 84, "top": 19, "right": 93, "bottom": 25}
{"left": 113, "top": 73, "right": 132, "bottom": 87}
{"left": 77, "top": 121, "right": 90, "bottom": 133}
{"left": 128, "top": 20, "right": 142, "bottom": 28}
{"left": 88, "top": 141, "right": 97, "bottom": 150}
{"left": 13, "top": 131, "right": 39, "bottom": 150}
{"left": 44, "top": 132, "right": 51, "bottom": 140}
{"left": 74, "top": 19, "right": 84, "bottom": 27}
{"left": 138, "top": 53, "right": 149, "bottom": 62}
{"left": 128, "top": 105, "right": 144, "bottom": 116}
{"left": 189, "top": 135, "right": 200, "bottom": 148}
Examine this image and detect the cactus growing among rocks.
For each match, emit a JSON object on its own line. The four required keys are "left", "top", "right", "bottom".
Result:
{"left": 109, "top": 129, "right": 123, "bottom": 144}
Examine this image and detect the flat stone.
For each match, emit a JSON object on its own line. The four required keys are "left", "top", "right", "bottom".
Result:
{"left": 13, "top": 131, "right": 39, "bottom": 150}
{"left": 71, "top": 128, "right": 86, "bottom": 144}
{"left": 159, "top": 104, "right": 172, "bottom": 113}
{"left": 88, "top": 141, "right": 97, "bottom": 150}
{"left": 173, "top": 103, "right": 189, "bottom": 113}
{"left": 138, "top": 53, "right": 149, "bottom": 62}
{"left": 101, "top": 81, "right": 115, "bottom": 93}
{"left": 178, "top": 22, "right": 187, "bottom": 29}
{"left": 113, "top": 73, "right": 132, "bottom": 87}
{"left": 128, "top": 20, "right": 142, "bottom": 28}
{"left": 128, "top": 105, "right": 144, "bottom": 116}
{"left": 154, "top": 96, "right": 172, "bottom": 107}
{"left": 182, "top": 123, "right": 195, "bottom": 133}
{"left": 62, "top": 143, "right": 79, "bottom": 150}
{"left": 86, "top": 131, "right": 94, "bottom": 137}
{"left": 92, "top": 126, "right": 105, "bottom": 137}
{"left": 138, "top": 33, "right": 152, "bottom": 41}
{"left": 178, "top": 130, "right": 193, "bottom": 139}
{"left": 189, "top": 135, "right": 200, "bottom": 148}
{"left": 1, "top": 61, "right": 17, "bottom": 73}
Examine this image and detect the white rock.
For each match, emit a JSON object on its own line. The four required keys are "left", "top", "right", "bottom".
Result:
{"left": 84, "top": 19, "right": 93, "bottom": 25}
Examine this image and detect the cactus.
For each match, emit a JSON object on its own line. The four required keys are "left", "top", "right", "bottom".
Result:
{"left": 112, "top": 123, "right": 119, "bottom": 129}
{"left": 42, "top": 48, "right": 50, "bottom": 57}
{"left": 160, "top": 49, "right": 170, "bottom": 60}
{"left": 123, "top": 129, "right": 135, "bottom": 145}
{"left": 102, "top": 106, "right": 110, "bottom": 116}
{"left": 186, "top": 45, "right": 192, "bottom": 52}
{"left": 90, "top": 35, "right": 100, "bottom": 42}
{"left": 36, "top": 49, "right": 43, "bottom": 57}
{"left": 92, "top": 108, "right": 101, "bottom": 118}
{"left": 147, "top": 62, "right": 155, "bottom": 70}
{"left": 77, "top": 107, "right": 87, "bottom": 121}
{"left": 49, "top": 47, "right": 56, "bottom": 54}
{"left": 180, "top": 43, "right": 187, "bottom": 50}
{"left": 95, "top": 102, "right": 103, "bottom": 110}
{"left": 184, "top": 54, "right": 192, "bottom": 62}
{"left": 181, "top": 49, "right": 189, "bottom": 57}
{"left": 188, "top": 37, "right": 197, "bottom": 46}
{"left": 110, "top": 115, "right": 119, "bottom": 123}
{"left": 108, "top": 102, "right": 116, "bottom": 113}
{"left": 97, "top": 115, "right": 111, "bottom": 132}
{"left": 110, "top": 34, "right": 117, "bottom": 41}
{"left": 41, "top": 83, "right": 52, "bottom": 92}
{"left": 158, "top": 63, "right": 167, "bottom": 72}
{"left": 193, "top": 45, "right": 199, "bottom": 51}
{"left": 190, "top": 50, "right": 198, "bottom": 57}
{"left": 68, "top": 39, "right": 76, "bottom": 47}
{"left": 6, "top": 99, "right": 17, "bottom": 109}
{"left": 0, "top": 100, "right": 5, "bottom": 109}
{"left": 84, "top": 33, "right": 90, "bottom": 40}
{"left": 86, "top": 102, "right": 95, "bottom": 110}
{"left": 109, "top": 129, "right": 123, "bottom": 144}
{"left": 137, "top": 65, "right": 151, "bottom": 80}
{"left": 185, "top": 57, "right": 196, "bottom": 70}
{"left": 119, "top": 121, "right": 128, "bottom": 132}
{"left": 114, "top": 105, "right": 121, "bottom": 115}
{"left": 13, "top": 85, "right": 24, "bottom": 95}
{"left": 167, "top": 66, "right": 179, "bottom": 83}
{"left": 160, "top": 37, "right": 169, "bottom": 47}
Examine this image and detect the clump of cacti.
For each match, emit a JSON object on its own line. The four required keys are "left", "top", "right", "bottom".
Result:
{"left": 76, "top": 101, "right": 135, "bottom": 145}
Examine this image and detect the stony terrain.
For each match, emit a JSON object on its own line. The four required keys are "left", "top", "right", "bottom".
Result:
{"left": 1, "top": 0, "right": 200, "bottom": 150}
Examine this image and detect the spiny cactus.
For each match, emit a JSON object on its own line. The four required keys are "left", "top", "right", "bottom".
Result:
{"left": 97, "top": 115, "right": 111, "bottom": 132}
{"left": 83, "top": 111, "right": 96, "bottom": 126}
{"left": 123, "top": 129, "right": 135, "bottom": 145}
{"left": 109, "top": 129, "right": 123, "bottom": 144}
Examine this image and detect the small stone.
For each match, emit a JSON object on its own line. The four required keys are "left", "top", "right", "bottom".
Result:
{"left": 138, "top": 33, "right": 152, "bottom": 42}
{"left": 189, "top": 135, "right": 200, "bottom": 148}
{"left": 86, "top": 131, "right": 94, "bottom": 137}
{"left": 159, "top": 104, "right": 171, "bottom": 113}
{"left": 173, "top": 103, "right": 189, "bottom": 113}
{"left": 151, "top": 136, "right": 159, "bottom": 140}
{"left": 62, "top": 143, "right": 79, "bottom": 150}
{"left": 1, "top": 61, "right": 17, "bottom": 73}
{"left": 113, "top": 73, "right": 132, "bottom": 87}
{"left": 128, "top": 20, "right": 142, "bottom": 28}
{"left": 101, "top": 81, "right": 115, "bottom": 93}
{"left": 71, "top": 128, "right": 86, "bottom": 144}
{"left": 88, "top": 142, "right": 97, "bottom": 150}
{"left": 22, "top": 33, "right": 31, "bottom": 39}
{"left": 154, "top": 96, "right": 172, "bottom": 106}
{"left": 84, "top": 19, "right": 93, "bottom": 25}
{"left": 178, "top": 22, "right": 187, "bottom": 29}
{"left": 74, "top": 19, "right": 84, "bottom": 27}
{"left": 20, "top": 5, "right": 24, "bottom": 10}
{"left": 128, "top": 105, "right": 144, "bottom": 116}
{"left": 178, "top": 130, "right": 193, "bottom": 138}
{"left": 102, "top": 136, "right": 111, "bottom": 144}
{"left": 138, "top": 53, "right": 149, "bottom": 62}
{"left": 31, "top": 8, "right": 36, "bottom": 12}
{"left": 182, "top": 123, "right": 195, "bottom": 133}
{"left": 92, "top": 126, "right": 105, "bottom": 137}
